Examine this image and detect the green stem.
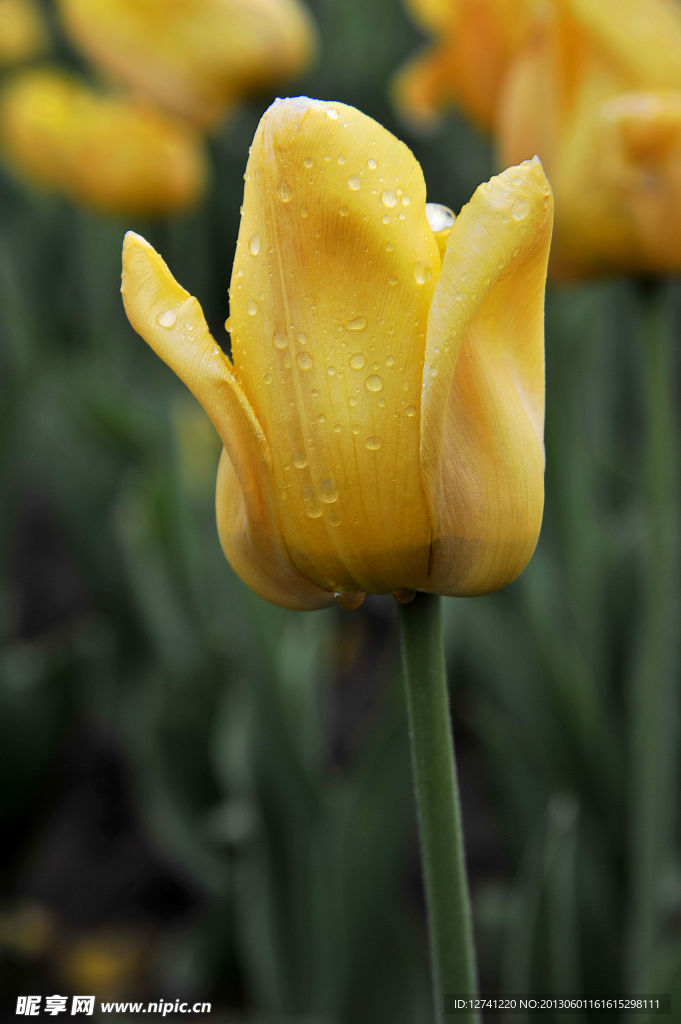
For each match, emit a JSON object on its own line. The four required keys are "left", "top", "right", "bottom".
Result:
{"left": 398, "top": 592, "right": 480, "bottom": 1024}
{"left": 626, "top": 282, "right": 681, "bottom": 987}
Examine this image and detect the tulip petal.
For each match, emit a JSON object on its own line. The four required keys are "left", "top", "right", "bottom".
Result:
{"left": 229, "top": 98, "right": 437, "bottom": 594}
{"left": 121, "top": 232, "right": 333, "bottom": 609}
{"left": 421, "top": 158, "right": 553, "bottom": 595}
{"left": 0, "top": 69, "right": 205, "bottom": 213}
{"left": 57, "top": 0, "right": 317, "bottom": 127}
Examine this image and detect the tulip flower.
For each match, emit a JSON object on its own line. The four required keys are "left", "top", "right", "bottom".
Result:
{"left": 394, "top": 0, "right": 537, "bottom": 131}
{"left": 122, "top": 97, "right": 552, "bottom": 610}
{"left": 498, "top": 0, "right": 681, "bottom": 278}
{"left": 56, "top": 0, "right": 317, "bottom": 128}
{"left": 0, "top": 68, "right": 206, "bottom": 214}
{"left": 0, "top": 0, "right": 48, "bottom": 67}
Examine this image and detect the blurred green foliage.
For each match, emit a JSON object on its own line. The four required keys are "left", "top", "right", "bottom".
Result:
{"left": 1, "top": 0, "right": 680, "bottom": 1021}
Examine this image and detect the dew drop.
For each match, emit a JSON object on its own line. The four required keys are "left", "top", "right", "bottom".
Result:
{"left": 303, "top": 157, "right": 313, "bottom": 168}
{"left": 273, "top": 327, "right": 287, "bottom": 349}
{"left": 296, "top": 351, "right": 312, "bottom": 370}
{"left": 352, "top": 424, "right": 360, "bottom": 434}
{"left": 386, "top": 355, "right": 395, "bottom": 367}
{"left": 348, "top": 396, "right": 358, "bottom": 408}
{"left": 263, "top": 372, "right": 273, "bottom": 385}
{"left": 157, "top": 309, "right": 176, "bottom": 328}
{"left": 401, "top": 194, "right": 411, "bottom": 206}
{"left": 426, "top": 202, "right": 456, "bottom": 234}
{"left": 319, "top": 478, "right": 338, "bottom": 503}
{"left": 338, "top": 204, "right": 349, "bottom": 217}
{"left": 325, "top": 107, "right": 339, "bottom": 120}
{"left": 413, "top": 262, "right": 432, "bottom": 285}
{"left": 328, "top": 514, "right": 341, "bottom": 527}
{"left": 388, "top": 274, "right": 398, "bottom": 286}
{"left": 385, "top": 240, "right": 394, "bottom": 252}
{"left": 278, "top": 180, "right": 292, "bottom": 202}
{"left": 327, "top": 365, "right": 336, "bottom": 376}
{"left": 303, "top": 489, "right": 322, "bottom": 518}
{"left": 249, "top": 234, "right": 261, "bottom": 255}
{"left": 297, "top": 331, "right": 307, "bottom": 345}
{"left": 364, "top": 436, "right": 382, "bottom": 451}
{"left": 337, "top": 155, "right": 346, "bottom": 165}
{"left": 382, "top": 214, "right": 391, "bottom": 225}
{"left": 247, "top": 298, "right": 258, "bottom": 316}
{"left": 365, "top": 374, "right": 384, "bottom": 392}
{"left": 405, "top": 404, "right": 416, "bottom": 418}
{"left": 512, "top": 196, "right": 530, "bottom": 220}
{"left": 293, "top": 451, "right": 308, "bottom": 469}
{"left": 381, "top": 189, "right": 398, "bottom": 207}
{"left": 224, "top": 316, "right": 232, "bottom": 333}
{"left": 350, "top": 352, "right": 365, "bottom": 370}
{"left": 346, "top": 316, "right": 367, "bottom": 331}
{"left": 368, "top": 158, "right": 377, "bottom": 169}
{"left": 301, "top": 207, "right": 309, "bottom": 218}
{"left": 348, "top": 174, "right": 361, "bottom": 190}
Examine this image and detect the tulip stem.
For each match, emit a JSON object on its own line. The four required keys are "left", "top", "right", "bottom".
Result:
{"left": 626, "top": 281, "right": 680, "bottom": 987}
{"left": 398, "top": 592, "right": 479, "bottom": 1024}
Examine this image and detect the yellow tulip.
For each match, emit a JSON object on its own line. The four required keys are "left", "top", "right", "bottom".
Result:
{"left": 122, "top": 98, "right": 552, "bottom": 610}
{"left": 0, "top": 0, "right": 48, "bottom": 67}
{"left": 56, "top": 0, "right": 317, "bottom": 128}
{"left": 395, "top": 0, "right": 537, "bottom": 131}
{"left": 0, "top": 68, "right": 206, "bottom": 214}
{"left": 498, "top": 0, "right": 681, "bottom": 277}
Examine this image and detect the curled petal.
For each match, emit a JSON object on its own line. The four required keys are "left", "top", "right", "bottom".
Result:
{"left": 0, "top": 69, "right": 205, "bottom": 213}
{"left": 421, "top": 158, "right": 553, "bottom": 595}
{"left": 57, "top": 0, "right": 317, "bottom": 127}
{"left": 121, "top": 232, "right": 332, "bottom": 609}
{"left": 229, "top": 97, "right": 439, "bottom": 595}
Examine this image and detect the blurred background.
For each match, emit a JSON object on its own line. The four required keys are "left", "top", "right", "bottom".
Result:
{"left": 1, "top": 0, "right": 680, "bottom": 1021}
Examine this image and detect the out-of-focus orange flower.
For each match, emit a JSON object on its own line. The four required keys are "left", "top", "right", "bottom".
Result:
{"left": 0, "top": 0, "right": 48, "bottom": 67}
{"left": 56, "top": 0, "right": 317, "bottom": 128}
{"left": 122, "top": 98, "right": 552, "bottom": 610}
{"left": 0, "top": 68, "right": 206, "bottom": 214}
{"left": 394, "top": 0, "right": 537, "bottom": 131}
{"left": 499, "top": 0, "right": 681, "bottom": 278}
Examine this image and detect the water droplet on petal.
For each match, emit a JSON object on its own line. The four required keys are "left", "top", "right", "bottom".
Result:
{"left": 328, "top": 514, "right": 341, "bottom": 527}
{"left": 303, "top": 157, "right": 313, "bottom": 168}
{"left": 405, "top": 405, "right": 416, "bottom": 418}
{"left": 273, "top": 327, "right": 287, "bottom": 349}
{"left": 426, "top": 202, "right": 456, "bottom": 234}
{"left": 388, "top": 274, "right": 398, "bottom": 286}
{"left": 348, "top": 175, "right": 361, "bottom": 190}
{"left": 413, "top": 262, "right": 432, "bottom": 285}
{"left": 365, "top": 374, "right": 383, "bottom": 392}
{"left": 338, "top": 205, "right": 349, "bottom": 217}
{"left": 368, "top": 158, "right": 377, "bottom": 169}
{"left": 303, "top": 486, "right": 322, "bottom": 518}
{"left": 350, "top": 353, "right": 365, "bottom": 369}
{"left": 401, "top": 194, "right": 411, "bottom": 206}
{"left": 512, "top": 196, "right": 530, "bottom": 220}
{"left": 381, "top": 189, "right": 398, "bottom": 207}
{"left": 364, "top": 436, "right": 381, "bottom": 451}
{"left": 224, "top": 316, "right": 232, "bottom": 333}
{"left": 319, "top": 478, "right": 338, "bottom": 503}
{"left": 296, "top": 351, "right": 312, "bottom": 370}
{"left": 249, "top": 234, "right": 261, "bottom": 255}
{"left": 325, "top": 107, "right": 339, "bottom": 120}
{"left": 346, "top": 316, "right": 367, "bottom": 331}
{"left": 278, "top": 180, "right": 292, "bottom": 202}
{"left": 157, "top": 309, "right": 176, "bottom": 328}
{"left": 247, "top": 299, "right": 258, "bottom": 316}
{"left": 385, "top": 241, "right": 394, "bottom": 252}
{"left": 293, "top": 451, "right": 308, "bottom": 469}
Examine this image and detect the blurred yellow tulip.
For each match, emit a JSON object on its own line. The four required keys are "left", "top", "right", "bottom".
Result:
{"left": 0, "top": 0, "right": 48, "bottom": 67}
{"left": 0, "top": 68, "right": 206, "bottom": 214}
{"left": 499, "top": 0, "right": 681, "bottom": 278}
{"left": 122, "top": 98, "right": 552, "bottom": 610}
{"left": 56, "top": 0, "right": 317, "bottom": 128}
{"left": 395, "top": 0, "right": 537, "bottom": 130}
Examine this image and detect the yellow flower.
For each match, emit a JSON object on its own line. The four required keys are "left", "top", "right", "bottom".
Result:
{"left": 498, "top": 0, "right": 681, "bottom": 278}
{"left": 0, "top": 68, "right": 206, "bottom": 214}
{"left": 0, "top": 0, "right": 48, "bottom": 67}
{"left": 395, "top": 0, "right": 537, "bottom": 131}
{"left": 121, "top": 98, "right": 552, "bottom": 610}
{"left": 56, "top": 0, "right": 317, "bottom": 128}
